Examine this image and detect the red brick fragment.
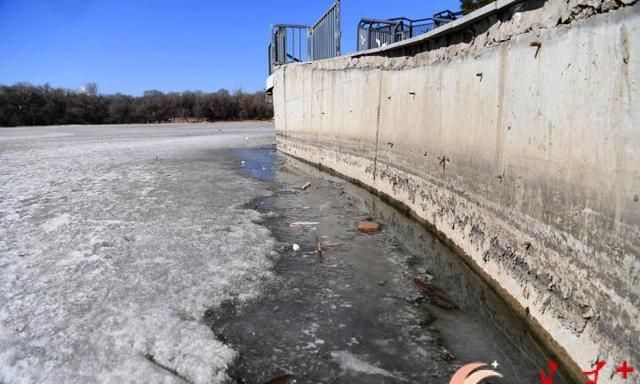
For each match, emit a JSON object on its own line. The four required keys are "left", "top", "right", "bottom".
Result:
{"left": 357, "top": 221, "right": 381, "bottom": 233}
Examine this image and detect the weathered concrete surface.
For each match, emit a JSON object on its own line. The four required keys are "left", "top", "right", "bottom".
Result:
{"left": 272, "top": 0, "right": 639, "bottom": 380}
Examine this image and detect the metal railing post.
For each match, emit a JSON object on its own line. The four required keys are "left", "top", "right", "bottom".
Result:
{"left": 335, "top": 0, "right": 341, "bottom": 57}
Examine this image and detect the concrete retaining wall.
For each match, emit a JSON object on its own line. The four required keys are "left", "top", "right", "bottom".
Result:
{"left": 271, "top": 0, "right": 638, "bottom": 380}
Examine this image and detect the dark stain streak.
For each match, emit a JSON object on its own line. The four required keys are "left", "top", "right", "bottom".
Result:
{"left": 437, "top": 155, "right": 450, "bottom": 171}
{"left": 621, "top": 27, "right": 630, "bottom": 64}
{"left": 530, "top": 41, "right": 542, "bottom": 58}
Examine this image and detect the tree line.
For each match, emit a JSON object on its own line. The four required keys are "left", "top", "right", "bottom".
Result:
{"left": 0, "top": 83, "right": 273, "bottom": 127}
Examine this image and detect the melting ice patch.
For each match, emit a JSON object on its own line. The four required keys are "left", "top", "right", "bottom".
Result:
{"left": 331, "top": 350, "right": 403, "bottom": 380}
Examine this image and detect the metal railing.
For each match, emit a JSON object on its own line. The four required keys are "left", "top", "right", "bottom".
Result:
{"left": 357, "top": 9, "right": 462, "bottom": 51}
{"left": 433, "top": 10, "right": 463, "bottom": 27}
{"left": 267, "top": 3, "right": 461, "bottom": 73}
{"left": 357, "top": 18, "right": 409, "bottom": 51}
{"left": 310, "top": 0, "right": 341, "bottom": 60}
{"left": 268, "top": 0, "right": 341, "bottom": 74}
{"left": 268, "top": 24, "right": 310, "bottom": 75}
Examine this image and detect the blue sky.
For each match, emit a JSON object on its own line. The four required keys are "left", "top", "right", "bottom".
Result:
{"left": 0, "top": 0, "right": 460, "bottom": 95}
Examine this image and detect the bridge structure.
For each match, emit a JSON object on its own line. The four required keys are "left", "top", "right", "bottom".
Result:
{"left": 267, "top": 1, "right": 639, "bottom": 382}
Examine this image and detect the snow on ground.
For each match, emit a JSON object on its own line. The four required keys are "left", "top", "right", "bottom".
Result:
{"left": 0, "top": 123, "right": 276, "bottom": 383}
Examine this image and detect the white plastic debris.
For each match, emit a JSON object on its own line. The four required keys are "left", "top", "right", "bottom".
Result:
{"left": 292, "top": 243, "right": 300, "bottom": 251}
{"left": 289, "top": 221, "right": 320, "bottom": 228}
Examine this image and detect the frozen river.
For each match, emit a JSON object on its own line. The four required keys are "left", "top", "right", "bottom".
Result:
{"left": 0, "top": 122, "right": 573, "bottom": 384}
{"left": 0, "top": 123, "right": 277, "bottom": 383}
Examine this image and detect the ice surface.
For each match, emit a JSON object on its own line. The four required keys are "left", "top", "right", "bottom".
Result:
{"left": 42, "top": 213, "right": 71, "bottom": 232}
{"left": 330, "top": 351, "right": 401, "bottom": 379}
{"left": 0, "top": 123, "right": 276, "bottom": 383}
